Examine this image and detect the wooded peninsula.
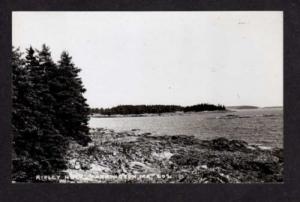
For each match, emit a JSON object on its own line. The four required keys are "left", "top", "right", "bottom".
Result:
{"left": 90, "top": 104, "right": 226, "bottom": 115}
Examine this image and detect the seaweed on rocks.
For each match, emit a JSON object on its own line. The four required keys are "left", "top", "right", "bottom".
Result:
{"left": 62, "top": 128, "right": 283, "bottom": 183}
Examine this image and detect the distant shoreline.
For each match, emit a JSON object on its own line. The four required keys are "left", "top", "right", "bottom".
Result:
{"left": 90, "top": 110, "right": 231, "bottom": 118}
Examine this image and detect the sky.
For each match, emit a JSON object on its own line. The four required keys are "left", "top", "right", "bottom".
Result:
{"left": 12, "top": 11, "right": 283, "bottom": 108}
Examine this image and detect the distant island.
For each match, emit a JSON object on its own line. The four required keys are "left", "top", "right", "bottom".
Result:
{"left": 227, "top": 105, "right": 259, "bottom": 110}
{"left": 263, "top": 106, "right": 283, "bottom": 109}
{"left": 90, "top": 103, "right": 226, "bottom": 116}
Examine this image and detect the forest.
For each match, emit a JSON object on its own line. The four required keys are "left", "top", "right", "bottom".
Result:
{"left": 90, "top": 104, "right": 226, "bottom": 115}
{"left": 12, "top": 45, "right": 91, "bottom": 182}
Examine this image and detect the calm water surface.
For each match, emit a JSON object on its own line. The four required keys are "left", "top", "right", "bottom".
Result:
{"left": 89, "top": 108, "right": 283, "bottom": 148}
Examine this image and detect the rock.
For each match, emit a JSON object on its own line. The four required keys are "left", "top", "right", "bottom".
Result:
{"left": 244, "top": 161, "right": 277, "bottom": 175}
{"left": 219, "top": 114, "right": 251, "bottom": 119}
{"left": 169, "top": 135, "right": 198, "bottom": 145}
{"left": 220, "top": 114, "right": 239, "bottom": 119}
{"left": 62, "top": 128, "right": 283, "bottom": 183}
{"left": 86, "top": 145, "right": 101, "bottom": 156}
{"left": 142, "top": 132, "right": 152, "bottom": 136}
{"left": 80, "top": 161, "right": 92, "bottom": 171}
{"left": 170, "top": 154, "right": 199, "bottom": 166}
{"left": 200, "top": 165, "right": 208, "bottom": 169}
{"left": 74, "top": 161, "right": 81, "bottom": 170}
{"left": 179, "top": 175, "right": 187, "bottom": 182}
{"left": 202, "top": 137, "right": 249, "bottom": 152}
{"left": 272, "top": 148, "right": 283, "bottom": 162}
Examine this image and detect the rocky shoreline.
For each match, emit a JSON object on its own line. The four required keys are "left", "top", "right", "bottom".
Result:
{"left": 61, "top": 128, "right": 283, "bottom": 183}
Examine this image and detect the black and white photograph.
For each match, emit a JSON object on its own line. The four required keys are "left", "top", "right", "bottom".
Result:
{"left": 12, "top": 11, "right": 283, "bottom": 183}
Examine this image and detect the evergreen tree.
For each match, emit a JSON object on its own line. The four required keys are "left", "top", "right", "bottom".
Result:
{"left": 12, "top": 47, "right": 42, "bottom": 181}
{"left": 56, "top": 51, "right": 91, "bottom": 146}
{"left": 36, "top": 45, "right": 68, "bottom": 173}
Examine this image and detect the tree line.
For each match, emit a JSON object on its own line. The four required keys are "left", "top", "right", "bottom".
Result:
{"left": 12, "top": 45, "right": 91, "bottom": 182}
{"left": 90, "top": 104, "right": 226, "bottom": 115}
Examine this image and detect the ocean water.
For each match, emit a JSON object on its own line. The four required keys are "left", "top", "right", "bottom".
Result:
{"left": 89, "top": 108, "right": 283, "bottom": 148}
